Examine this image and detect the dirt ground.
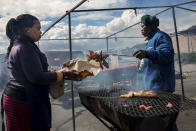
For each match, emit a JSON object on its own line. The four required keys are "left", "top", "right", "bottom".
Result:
{"left": 175, "top": 71, "right": 196, "bottom": 131}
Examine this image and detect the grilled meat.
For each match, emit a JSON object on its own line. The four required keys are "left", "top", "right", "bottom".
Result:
{"left": 86, "top": 50, "right": 109, "bottom": 69}
{"left": 120, "top": 91, "right": 157, "bottom": 98}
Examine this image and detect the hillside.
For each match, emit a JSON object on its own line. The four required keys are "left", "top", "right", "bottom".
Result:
{"left": 119, "top": 43, "right": 146, "bottom": 56}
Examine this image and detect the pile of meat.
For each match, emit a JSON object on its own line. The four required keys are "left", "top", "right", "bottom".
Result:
{"left": 61, "top": 50, "right": 109, "bottom": 80}
{"left": 86, "top": 50, "right": 109, "bottom": 69}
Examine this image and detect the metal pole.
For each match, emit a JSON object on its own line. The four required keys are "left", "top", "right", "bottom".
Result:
{"left": 68, "top": 13, "right": 73, "bottom": 60}
{"left": 187, "top": 32, "right": 190, "bottom": 53}
{"left": 106, "top": 38, "right": 109, "bottom": 53}
{"left": 68, "top": 12, "right": 76, "bottom": 131}
{"left": 73, "top": 6, "right": 172, "bottom": 12}
{"left": 172, "top": 7, "right": 185, "bottom": 99}
{"left": 174, "top": 0, "right": 196, "bottom": 7}
{"left": 42, "top": 0, "right": 88, "bottom": 36}
{"left": 40, "top": 36, "right": 143, "bottom": 41}
{"left": 191, "top": 35, "right": 193, "bottom": 52}
{"left": 72, "top": 1, "right": 196, "bottom": 13}
{"left": 176, "top": 6, "right": 196, "bottom": 12}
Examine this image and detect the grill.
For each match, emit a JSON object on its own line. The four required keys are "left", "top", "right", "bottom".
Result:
{"left": 78, "top": 85, "right": 196, "bottom": 117}
{"left": 79, "top": 86, "right": 182, "bottom": 117}
{"left": 77, "top": 85, "right": 196, "bottom": 131}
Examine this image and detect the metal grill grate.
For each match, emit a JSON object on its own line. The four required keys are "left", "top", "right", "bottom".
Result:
{"left": 78, "top": 86, "right": 196, "bottom": 118}
{"left": 102, "top": 93, "right": 181, "bottom": 117}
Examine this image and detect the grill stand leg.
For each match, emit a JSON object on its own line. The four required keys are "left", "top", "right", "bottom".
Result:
{"left": 81, "top": 103, "right": 120, "bottom": 131}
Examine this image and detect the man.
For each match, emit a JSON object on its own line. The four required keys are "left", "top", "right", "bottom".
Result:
{"left": 133, "top": 14, "right": 175, "bottom": 93}
{"left": 133, "top": 15, "right": 177, "bottom": 131}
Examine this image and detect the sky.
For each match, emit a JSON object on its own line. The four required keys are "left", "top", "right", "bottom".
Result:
{"left": 0, "top": 0, "right": 195, "bottom": 53}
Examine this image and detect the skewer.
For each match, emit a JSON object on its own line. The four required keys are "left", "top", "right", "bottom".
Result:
{"left": 106, "top": 53, "right": 134, "bottom": 57}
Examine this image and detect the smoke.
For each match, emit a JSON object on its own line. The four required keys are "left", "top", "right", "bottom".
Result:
{"left": 141, "top": 64, "right": 160, "bottom": 92}
{"left": 74, "top": 63, "right": 144, "bottom": 94}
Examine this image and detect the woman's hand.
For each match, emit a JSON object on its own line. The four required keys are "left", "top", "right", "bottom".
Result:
{"left": 49, "top": 69, "right": 57, "bottom": 72}
{"left": 62, "top": 70, "right": 80, "bottom": 80}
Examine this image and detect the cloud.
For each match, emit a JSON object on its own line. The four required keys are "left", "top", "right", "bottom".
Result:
{"left": 0, "top": 46, "right": 7, "bottom": 54}
{"left": 81, "top": 0, "right": 128, "bottom": 9}
{"left": 42, "top": 10, "right": 142, "bottom": 39}
{"left": 72, "top": 12, "right": 115, "bottom": 21}
{"left": 0, "top": 41, "right": 8, "bottom": 54}
{"left": 0, "top": 0, "right": 195, "bottom": 53}
{"left": 0, "top": 0, "right": 78, "bottom": 19}
{"left": 106, "top": 10, "right": 143, "bottom": 33}
{"left": 0, "top": 17, "right": 10, "bottom": 41}
{"left": 38, "top": 10, "right": 144, "bottom": 51}
{"left": 0, "top": 0, "right": 128, "bottom": 19}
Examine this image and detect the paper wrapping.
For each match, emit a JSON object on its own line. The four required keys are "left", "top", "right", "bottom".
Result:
{"left": 62, "top": 59, "right": 101, "bottom": 76}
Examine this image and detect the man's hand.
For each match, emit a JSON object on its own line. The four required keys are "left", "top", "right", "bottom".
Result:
{"left": 133, "top": 50, "right": 147, "bottom": 60}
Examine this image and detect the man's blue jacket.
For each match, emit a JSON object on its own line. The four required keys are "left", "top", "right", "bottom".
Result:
{"left": 142, "top": 28, "right": 175, "bottom": 92}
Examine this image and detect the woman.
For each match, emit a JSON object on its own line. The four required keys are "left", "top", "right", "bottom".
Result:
{"left": 2, "top": 14, "right": 79, "bottom": 131}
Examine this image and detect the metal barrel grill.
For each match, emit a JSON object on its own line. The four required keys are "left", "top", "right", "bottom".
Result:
{"left": 77, "top": 85, "right": 196, "bottom": 131}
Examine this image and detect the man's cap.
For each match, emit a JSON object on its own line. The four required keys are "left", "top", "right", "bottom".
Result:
{"left": 141, "top": 15, "right": 159, "bottom": 27}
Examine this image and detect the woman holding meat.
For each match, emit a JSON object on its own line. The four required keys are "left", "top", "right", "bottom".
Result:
{"left": 133, "top": 15, "right": 177, "bottom": 131}
{"left": 1, "top": 14, "right": 79, "bottom": 131}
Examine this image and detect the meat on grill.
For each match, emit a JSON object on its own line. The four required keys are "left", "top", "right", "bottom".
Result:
{"left": 120, "top": 91, "right": 157, "bottom": 98}
{"left": 166, "top": 102, "right": 174, "bottom": 108}
{"left": 139, "top": 105, "right": 153, "bottom": 110}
